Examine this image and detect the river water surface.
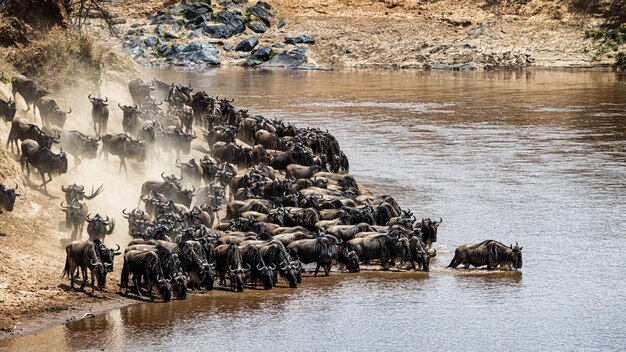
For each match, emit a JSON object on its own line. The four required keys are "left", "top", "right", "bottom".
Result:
{"left": 2, "top": 69, "right": 626, "bottom": 351}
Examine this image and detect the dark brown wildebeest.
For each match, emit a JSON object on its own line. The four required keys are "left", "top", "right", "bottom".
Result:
{"left": 44, "top": 127, "right": 100, "bottom": 169}
{"left": 287, "top": 236, "right": 338, "bottom": 276}
{"left": 347, "top": 234, "right": 403, "bottom": 271}
{"left": 448, "top": 240, "right": 523, "bottom": 270}
{"left": 11, "top": 75, "right": 49, "bottom": 116}
{"left": 62, "top": 240, "right": 105, "bottom": 292}
{"left": 285, "top": 164, "right": 323, "bottom": 180}
{"left": 258, "top": 240, "right": 299, "bottom": 288}
{"left": 7, "top": 118, "right": 60, "bottom": 154}
{"left": 35, "top": 96, "right": 71, "bottom": 127}
{"left": 119, "top": 103, "right": 142, "bottom": 137}
{"left": 0, "top": 97, "right": 17, "bottom": 122}
{"left": 166, "top": 82, "right": 193, "bottom": 109}
{"left": 86, "top": 213, "right": 115, "bottom": 242}
{"left": 214, "top": 243, "right": 248, "bottom": 292}
{"left": 20, "top": 139, "right": 68, "bottom": 192}
{"left": 0, "top": 183, "right": 21, "bottom": 214}
{"left": 408, "top": 236, "right": 432, "bottom": 272}
{"left": 128, "top": 78, "right": 154, "bottom": 107}
{"left": 100, "top": 133, "right": 147, "bottom": 177}
{"left": 120, "top": 249, "right": 172, "bottom": 302}
{"left": 419, "top": 217, "right": 442, "bottom": 251}
{"left": 88, "top": 94, "right": 109, "bottom": 136}
{"left": 175, "top": 158, "right": 202, "bottom": 187}
{"left": 240, "top": 244, "right": 274, "bottom": 289}
{"left": 60, "top": 199, "right": 89, "bottom": 241}
{"left": 61, "top": 183, "right": 104, "bottom": 204}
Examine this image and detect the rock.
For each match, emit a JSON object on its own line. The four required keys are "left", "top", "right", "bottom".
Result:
{"left": 150, "top": 14, "right": 175, "bottom": 25}
{"left": 157, "top": 43, "right": 172, "bottom": 57}
{"left": 249, "top": 47, "right": 272, "bottom": 62}
{"left": 246, "top": 2, "right": 275, "bottom": 26}
{"left": 167, "top": 42, "right": 220, "bottom": 65}
{"left": 155, "top": 25, "right": 164, "bottom": 36}
{"left": 271, "top": 43, "right": 285, "bottom": 48}
{"left": 277, "top": 19, "right": 286, "bottom": 28}
{"left": 462, "top": 43, "right": 477, "bottom": 49}
{"left": 130, "top": 22, "right": 144, "bottom": 28}
{"left": 171, "top": 23, "right": 180, "bottom": 32}
{"left": 188, "top": 29, "right": 204, "bottom": 39}
{"left": 248, "top": 22, "right": 267, "bottom": 33}
{"left": 346, "top": 48, "right": 353, "bottom": 54}
{"left": 164, "top": 31, "right": 179, "bottom": 39}
{"left": 203, "top": 10, "right": 245, "bottom": 39}
{"left": 204, "top": 25, "right": 229, "bottom": 39}
{"left": 262, "top": 46, "right": 307, "bottom": 68}
{"left": 285, "top": 35, "right": 315, "bottom": 45}
{"left": 192, "top": 14, "right": 210, "bottom": 26}
{"left": 235, "top": 37, "right": 259, "bottom": 52}
{"left": 223, "top": 45, "right": 234, "bottom": 52}
{"left": 430, "top": 62, "right": 476, "bottom": 71}
{"left": 144, "top": 37, "right": 159, "bottom": 47}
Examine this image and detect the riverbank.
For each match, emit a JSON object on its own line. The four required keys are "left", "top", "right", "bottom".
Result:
{"left": 97, "top": 0, "right": 624, "bottom": 70}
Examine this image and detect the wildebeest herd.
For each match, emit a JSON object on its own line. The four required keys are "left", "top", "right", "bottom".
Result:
{"left": 0, "top": 74, "right": 523, "bottom": 302}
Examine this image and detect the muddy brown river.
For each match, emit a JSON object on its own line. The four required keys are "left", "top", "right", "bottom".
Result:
{"left": 2, "top": 69, "right": 626, "bottom": 351}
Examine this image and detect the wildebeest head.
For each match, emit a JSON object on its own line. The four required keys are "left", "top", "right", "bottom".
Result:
{"left": 52, "top": 150, "right": 69, "bottom": 176}
{"left": 338, "top": 247, "right": 360, "bottom": 273}
{"left": 420, "top": 217, "right": 442, "bottom": 243}
{"left": 50, "top": 104, "right": 72, "bottom": 128}
{"left": 280, "top": 259, "right": 300, "bottom": 288}
{"left": 229, "top": 264, "right": 248, "bottom": 292}
{"left": 86, "top": 213, "right": 115, "bottom": 238}
{"left": 157, "top": 277, "right": 172, "bottom": 302}
{"left": 0, "top": 183, "right": 21, "bottom": 212}
{"left": 511, "top": 242, "right": 523, "bottom": 269}
{"left": 0, "top": 97, "right": 17, "bottom": 122}
{"left": 60, "top": 199, "right": 83, "bottom": 228}
{"left": 257, "top": 262, "right": 274, "bottom": 290}
{"left": 88, "top": 94, "right": 108, "bottom": 108}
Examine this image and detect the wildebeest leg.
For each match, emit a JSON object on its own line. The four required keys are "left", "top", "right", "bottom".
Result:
{"left": 90, "top": 268, "right": 96, "bottom": 292}
{"left": 463, "top": 262, "right": 470, "bottom": 269}
{"left": 78, "top": 223, "right": 84, "bottom": 239}
{"left": 69, "top": 262, "right": 76, "bottom": 290}
{"left": 119, "top": 157, "right": 128, "bottom": 178}
{"left": 314, "top": 262, "right": 321, "bottom": 276}
{"left": 132, "top": 274, "right": 142, "bottom": 298}
{"left": 324, "top": 262, "right": 331, "bottom": 276}
{"left": 39, "top": 170, "right": 50, "bottom": 190}
{"left": 80, "top": 266, "right": 88, "bottom": 291}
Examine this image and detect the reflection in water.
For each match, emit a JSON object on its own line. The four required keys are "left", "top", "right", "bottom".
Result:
{"left": 2, "top": 69, "right": 626, "bottom": 351}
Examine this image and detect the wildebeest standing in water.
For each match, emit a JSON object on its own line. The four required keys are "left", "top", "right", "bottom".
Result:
{"left": 120, "top": 250, "right": 172, "bottom": 302}
{"left": 0, "top": 183, "right": 21, "bottom": 214}
{"left": 62, "top": 240, "right": 105, "bottom": 292}
{"left": 19, "top": 139, "right": 68, "bottom": 192}
{"left": 448, "top": 240, "right": 523, "bottom": 270}
{"left": 88, "top": 94, "right": 109, "bottom": 136}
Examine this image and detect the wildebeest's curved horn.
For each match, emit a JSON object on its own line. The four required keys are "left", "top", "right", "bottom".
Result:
{"left": 86, "top": 213, "right": 94, "bottom": 222}
{"left": 257, "top": 263, "right": 263, "bottom": 271}
{"left": 78, "top": 184, "right": 84, "bottom": 192}
{"left": 229, "top": 98, "right": 234, "bottom": 103}
{"left": 215, "top": 96, "right": 220, "bottom": 101}
{"left": 515, "top": 241, "right": 519, "bottom": 247}
{"left": 88, "top": 93, "right": 92, "bottom": 100}
{"left": 61, "top": 185, "right": 69, "bottom": 192}
{"left": 161, "top": 172, "right": 167, "bottom": 181}
{"left": 53, "top": 131, "right": 61, "bottom": 140}
{"left": 438, "top": 217, "right": 443, "bottom": 224}
{"left": 103, "top": 96, "right": 108, "bottom": 102}
{"left": 114, "top": 244, "right": 120, "bottom": 251}
{"left": 104, "top": 215, "right": 110, "bottom": 223}
{"left": 66, "top": 107, "right": 72, "bottom": 114}
{"left": 429, "top": 248, "right": 437, "bottom": 256}
{"left": 244, "top": 263, "right": 251, "bottom": 271}
{"left": 156, "top": 101, "right": 163, "bottom": 106}
{"left": 118, "top": 103, "right": 123, "bottom": 109}
{"left": 122, "top": 208, "right": 130, "bottom": 218}
{"left": 190, "top": 185, "right": 195, "bottom": 193}
{"left": 60, "top": 201, "right": 68, "bottom": 209}
{"left": 95, "top": 135, "right": 101, "bottom": 141}
{"left": 269, "top": 263, "right": 276, "bottom": 270}
{"left": 134, "top": 104, "right": 138, "bottom": 110}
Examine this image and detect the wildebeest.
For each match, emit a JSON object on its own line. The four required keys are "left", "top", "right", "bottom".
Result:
{"left": 420, "top": 217, "right": 442, "bottom": 250}
{"left": 11, "top": 75, "right": 49, "bottom": 115}
{"left": 86, "top": 213, "right": 115, "bottom": 242}
{"left": 0, "top": 97, "right": 17, "bottom": 122}
{"left": 258, "top": 241, "right": 299, "bottom": 288}
{"left": 139, "top": 174, "right": 195, "bottom": 208}
{"left": 347, "top": 234, "right": 401, "bottom": 270}
{"left": 51, "top": 129, "right": 100, "bottom": 169}
{"left": 7, "top": 118, "right": 60, "bottom": 154}
{"left": 61, "top": 183, "right": 104, "bottom": 204}
{"left": 214, "top": 243, "right": 248, "bottom": 292}
{"left": 19, "top": 139, "right": 68, "bottom": 192}
{"left": 176, "top": 158, "right": 202, "bottom": 187}
{"left": 408, "top": 236, "right": 431, "bottom": 272}
{"left": 100, "top": 133, "right": 147, "bottom": 177}
{"left": 62, "top": 240, "right": 105, "bottom": 292}
{"left": 128, "top": 78, "right": 155, "bottom": 107}
{"left": 212, "top": 142, "right": 252, "bottom": 167}
{"left": 163, "top": 127, "right": 197, "bottom": 158}
{"left": 448, "top": 240, "right": 523, "bottom": 270}
{"left": 122, "top": 208, "right": 151, "bottom": 236}
{"left": 93, "top": 239, "right": 121, "bottom": 288}
{"left": 286, "top": 164, "right": 323, "bottom": 180}
{"left": 35, "top": 96, "right": 71, "bottom": 127}
{"left": 287, "top": 236, "right": 337, "bottom": 276}
{"left": 88, "top": 94, "right": 109, "bottom": 136}
{"left": 119, "top": 103, "right": 142, "bottom": 136}
{"left": 60, "top": 199, "right": 88, "bottom": 241}
{"left": 0, "top": 183, "right": 21, "bottom": 214}
{"left": 120, "top": 249, "right": 172, "bottom": 302}
{"left": 240, "top": 244, "right": 274, "bottom": 289}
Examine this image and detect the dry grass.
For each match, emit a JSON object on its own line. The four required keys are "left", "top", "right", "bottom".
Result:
{"left": 7, "top": 27, "right": 105, "bottom": 90}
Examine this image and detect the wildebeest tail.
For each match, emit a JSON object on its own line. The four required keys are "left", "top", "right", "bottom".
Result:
{"left": 62, "top": 253, "right": 70, "bottom": 278}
